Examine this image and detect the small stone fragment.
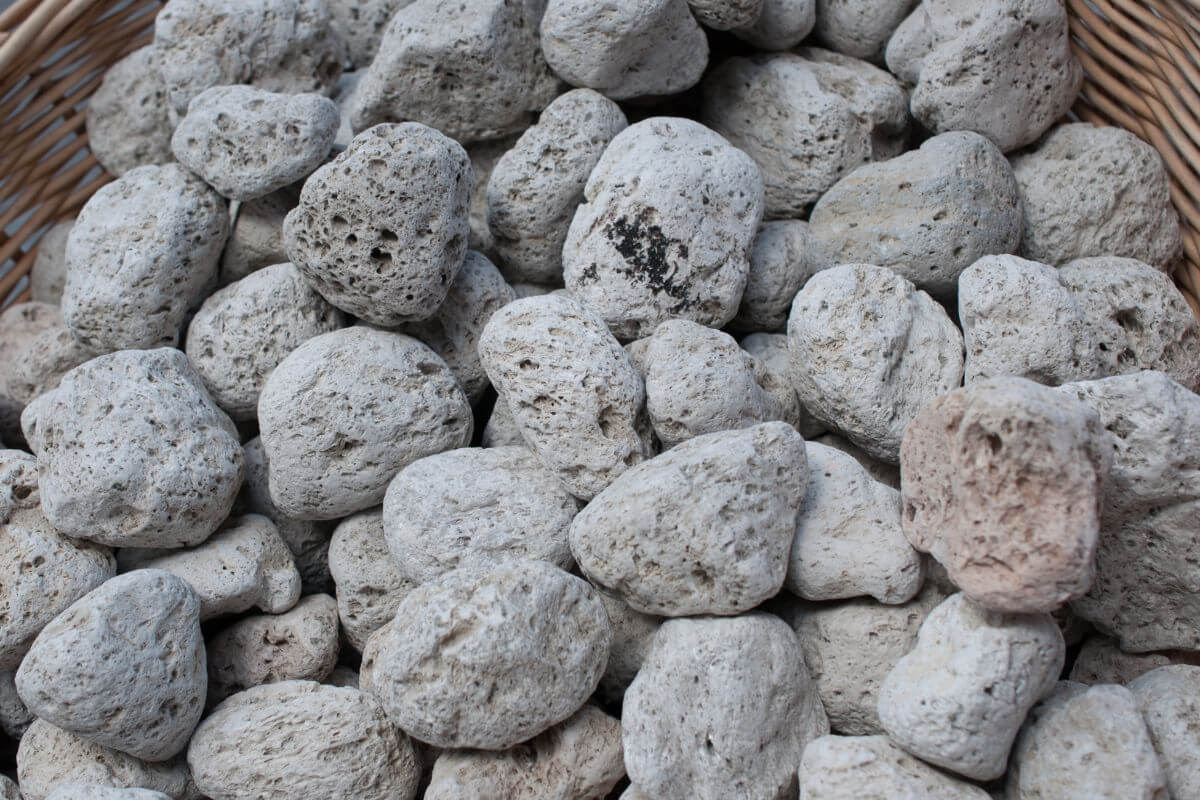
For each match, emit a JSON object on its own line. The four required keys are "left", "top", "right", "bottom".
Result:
{"left": 328, "top": 509, "right": 416, "bottom": 651}
{"left": 1128, "top": 666, "right": 1200, "bottom": 800}
{"left": 31, "top": 221, "right": 72, "bottom": 305}
{"left": 813, "top": 0, "right": 917, "bottom": 60}
{"left": 799, "top": 734, "right": 992, "bottom": 799}
{"left": 86, "top": 46, "right": 174, "bottom": 177}
{"left": 218, "top": 188, "right": 295, "bottom": 285}
{"left": 730, "top": 220, "right": 813, "bottom": 334}
{"left": 1070, "top": 636, "right": 1200, "bottom": 685}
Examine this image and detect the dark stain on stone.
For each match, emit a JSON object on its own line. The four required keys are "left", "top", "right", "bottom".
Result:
{"left": 604, "top": 211, "right": 692, "bottom": 311}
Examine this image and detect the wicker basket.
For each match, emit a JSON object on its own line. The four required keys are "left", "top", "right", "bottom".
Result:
{"left": 2, "top": 0, "right": 1199, "bottom": 315}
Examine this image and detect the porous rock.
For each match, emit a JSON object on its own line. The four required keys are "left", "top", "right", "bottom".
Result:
{"left": 86, "top": 46, "right": 174, "bottom": 177}
{"left": 688, "top": 0, "right": 762, "bottom": 30}
{"left": 594, "top": 590, "right": 662, "bottom": 705}
{"left": 47, "top": 787, "right": 171, "bottom": 800}
{"left": 732, "top": 0, "right": 815, "bottom": 50}
{"left": 799, "top": 734, "right": 992, "bottom": 799}
{"left": 740, "top": 332, "right": 825, "bottom": 438}
{"left": 813, "top": 0, "right": 917, "bottom": 60}
{"left": 730, "top": 219, "right": 813, "bottom": 334}
{"left": 328, "top": 0, "right": 412, "bottom": 68}
{"left": 0, "top": 669, "right": 34, "bottom": 739}
{"left": 31, "top": 221, "right": 72, "bottom": 305}
{"left": 813, "top": 433, "right": 901, "bottom": 488}
{"left": 328, "top": 509, "right": 416, "bottom": 652}
{"left": 1070, "top": 636, "right": 1200, "bottom": 685}
{"left": 0, "top": 302, "right": 92, "bottom": 418}
{"left": 218, "top": 187, "right": 295, "bottom": 285}
{"left": 1128, "top": 665, "right": 1200, "bottom": 800}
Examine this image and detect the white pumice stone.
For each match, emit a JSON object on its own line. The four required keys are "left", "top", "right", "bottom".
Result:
{"left": 187, "top": 681, "right": 420, "bottom": 800}
{"left": 1058, "top": 371, "right": 1200, "bottom": 651}
{"left": 481, "top": 398, "right": 525, "bottom": 448}
{"left": 15, "top": 570, "right": 206, "bottom": 762}
{"left": 740, "top": 332, "right": 826, "bottom": 438}
{"left": 154, "top": 0, "right": 344, "bottom": 116}
{"left": 350, "top": 0, "right": 558, "bottom": 142}
{"left": 383, "top": 446, "right": 578, "bottom": 583}
{"left": 0, "top": 775, "right": 17, "bottom": 800}
{"left": 799, "top": 734, "right": 992, "bottom": 800}
{"left": 623, "top": 613, "right": 829, "bottom": 800}
{"left": 425, "top": 705, "right": 625, "bottom": 800}
{"left": 478, "top": 294, "right": 650, "bottom": 499}
{"left": 731, "top": 0, "right": 815, "bottom": 49}
{"left": 366, "top": 560, "right": 610, "bottom": 749}
{"left": 487, "top": 89, "right": 628, "bottom": 285}
{"left": 327, "top": 0, "right": 411, "bottom": 68}
{"left": 778, "top": 585, "right": 947, "bottom": 736}
{"left": 328, "top": 509, "right": 416, "bottom": 651}
{"left": 185, "top": 263, "right": 345, "bottom": 421}
{"left": 877, "top": 593, "right": 1065, "bottom": 781}
{"left": 17, "top": 720, "right": 198, "bottom": 800}
{"left": 465, "top": 135, "right": 518, "bottom": 254}
{"left": 900, "top": 377, "right": 1109, "bottom": 613}
{"left": 258, "top": 326, "right": 473, "bottom": 519}
{"left": 218, "top": 188, "right": 294, "bottom": 285}
{"left": 562, "top": 118, "right": 763, "bottom": 340}
{"left": 47, "top": 787, "right": 170, "bottom": 800}
{"left": 0, "top": 303, "right": 92, "bottom": 411}
{"left": 813, "top": 0, "right": 917, "bottom": 60}
{"left": 642, "top": 320, "right": 792, "bottom": 448}
{"left": 787, "top": 263, "right": 964, "bottom": 463}
{"left": 400, "top": 250, "right": 516, "bottom": 403}
{"left": 540, "top": 0, "right": 709, "bottom": 101}
{"left": 85, "top": 46, "right": 174, "bottom": 177}
{"left": 205, "top": 593, "right": 339, "bottom": 705}
{"left": 594, "top": 590, "right": 662, "bottom": 705}
{"left": 31, "top": 220, "right": 72, "bottom": 305}
{"left": 570, "top": 422, "right": 806, "bottom": 616}
{"left": 283, "top": 122, "right": 471, "bottom": 326}
{"left": 1057, "top": 257, "right": 1200, "bottom": 391}
{"left": 139, "top": 515, "right": 300, "bottom": 621}
{"left": 807, "top": 131, "right": 1022, "bottom": 296}
{"left": 1128, "top": 666, "right": 1200, "bottom": 800}
{"left": 0, "top": 669, "right": 34, "bottom": 739}
{"left": 1070, "top": 636, "right": 1200, "bottom": 685}
{"left": 171, "top": 86, "right": 339, "bottom": 202}
{"left": 702, "top": 50, "right": 907, "bottom": 218}
{"left": 62, "top": 164, "right": 228, "bottom": 352}
{"left": 28, "top": 348, "right": 243, "bottom": 549}
{"left": 1007, "top": 681, "right": 1167, "bottom": 800}
{"left": 730, "top": 220, "right": 813, "bottom": 334}
{"left": 885, "top": 0, "right": 1081, "bottom": 152}
{"left": 688, "top": 0, "right": 763, "bottom": 30}
{"left": 789, "top": 441, "right": 922, "bottom": 604}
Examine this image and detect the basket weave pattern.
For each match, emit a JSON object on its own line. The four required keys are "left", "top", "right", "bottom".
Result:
{"left": 1, "top": 0, "right": 1199, "bottom": 316}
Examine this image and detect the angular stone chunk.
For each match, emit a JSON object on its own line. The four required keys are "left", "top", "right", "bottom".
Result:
{"left": 1129, "top": 666, "right": 1200, "bottom": 800}
{"left": 901, "top": 377, "right": 1108, "bottom": 613}
{"left": 283, "top": 123, "right": 471, "bottom": 326}
{"left": 877, "top": 593, "right": 1064, "bottom": 781}
{"left": 808, "top": 131, "right": 1022, "bottom": 297}
{"left": 623, "top": 614, "right": 829, "bottom": 800}
{"left": 571, "top": 423, "right": 806, "bottom": 616}
{"left": 16, "top": 570, "right": 206, "bottom": 762}
{"left": 788, "top": 263, "right": 963, "bottom": 463}
{"left": 328, "top": 509, "right": 416, "bottom": 652}
{"left": 799, "top": 734, "right": 992, "bottom": 800}
{"left": 86, "top": 46, "right": 174, "bottom": 177}
{"left": 1070, "top": 636, "right": 1200, "bottom": 685}
{"left": 730, "top": 220, "right": 813, "bottom": 334}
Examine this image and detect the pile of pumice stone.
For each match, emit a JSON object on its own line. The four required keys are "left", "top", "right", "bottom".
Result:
{"left": 3, "top": 0, "right": 1200, "bottom": 798}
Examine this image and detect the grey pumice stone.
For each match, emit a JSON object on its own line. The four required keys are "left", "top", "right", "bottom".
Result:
{"left": 187, "top": 681, "right": 420, "bottom": 800}
{"left": 283, "top": 122, "right": 471, "bottom": 326}
{"left": 562, "top": 118, "right": 763, "bottom": 340}
{"left": 740, "top": 332, "right": 826, "bottom": 438}
{"left": 328, "top": 509, "right": 416, "bottom": 651}
{"left": 47, "top": 788, "right": 171, "bottom": 800}
{"left": 15, "top": 570, "right": 206, "bottom": 762}
{"left": 732, "top": 0, "right": 814, "bottom": 49}
{"left": 540, "top": 0, "right": 709, "bottom": 101}
{"left": 350, "top": 0, "right": 558, "bottom": 143}
{"left": 487, "top": 89, "right": 628, "bottom": 285}
{"left": 0, "top": 302, "right": 92, "bottom": 413}
{"left": 730, "top": 219, "right": 813, "bottom": 334}
{"left": 808, "top": 131, "right": 1022, "bottom": 297}
{"left": 623, "top": 613, "right": 829, "bottom": 800}
{"left": 154, "top": 0, "right": 344, "bottom": 116}
{"left": 481, "top": 397, "right": 525, "bottom": 448}
{"left": 27, "top": 348, "right": 243, "bottom": 549}
{"left": 478, "top": 294, "right": 650, "bottom": 500}
{"left": 366, "top": 560, "right": 610, "bottom": 750}
{"left": 258, "top": 326, "right": 473, "bottom": 519}
{"left": 86, "top": 45, "right": 174, "bottom": 177}
{"left": 171, "top": 86, "right": 339, "bottom": 202}
{"left": 327, "top": 0, "right": 412, "bottom": 68}
{"left": 877, "top": 593, "right": 1065, "bottom": 781}
{"left": 1129, "top": 666, "right": 1200, "bottom": 800}
{"left": 570, "top": 423, "right": 807, "bottom": 617}
{"left": 0, "top": 668, "right": 34, "bottom": 740}
{"left": 218, "top": 187, "right": 294, "bottom": 285}
{"left": 1070, "top": 636, "right": 1200, "bottom": 685}
{"left": 62, "top": 164, "right": 228, "bottom": 352}
{"left": 465, "top": 134, "right": 518, "bottom": 253}
{"left": 31, "top": 220, "right": 72, "bottom": 305}
{"left": 594, "top": 590, "right": 662, "bottom": 705}
{"left": 185, "top": 262, "right": 345, "bottom": 421}
{"left": 383, "top": 446, "right": 578, "bottom": 583}
{"left": 688, "top": 0, "right": 762, "bottom": 30}
{"left": 787, "top": 263, "right": 964, "bottom": 463}
{"left": 812, "top": 0, "right": 917, "bottom": 60}
{"left": 799, "top": 734, "right": 992, "bottom": 800}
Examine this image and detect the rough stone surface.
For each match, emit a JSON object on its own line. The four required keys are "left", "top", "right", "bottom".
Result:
{"left": 623, "top": 614, "right": 829, "bottom": 800}
{"left": 540, "top": 0, "right": 709, "bottom": 100}
{"left": 63, "top": 164, "right": 228, "bottom": 352}
{"left": 1014, "top": 123, "right": 1181, "bottom": 271}
{"left": 1070, "top": 636, "right": 1200, "bottom": 685}
{"left": 688, "top": 0, "right": 762, "bottom": 30}
{"left": 328, "top": 0, "right": 412, "bottom": 68}
{"left": 481, "top": 397, "right": 524, "bottom": 448}
{"left": 0, "top": 669, "right": 34, "bottom": 740}
{"left": 799, "top": 734, "right": 992, "bottom": 799}
{"left": 185, "top": 263, "right": 345, "bottom": 421}
{"left": 0, "top": 303, "right": 93, "bottom": 415}
{"left": 188, "top": 681, "right": 419, "bottom": 800}
{"left": 259, "top": 326, "right": 472, "bottom": 519}
{"left": 47, "top": 787, "right": 171, "bottom": 800}
{"left": 15, "top": 570, "right": 206, "bottom": 762}
{"left": 488, "top": 90, "right": 628, "bottom": 285}
{"left": 877, "top": 593, "right": 1065, "bottom": 780}
{"left": 31, "top": 221, "right": 72, "bottom": 305}
{"left": 86, "top": 46, "right": 174, "bottom": 177}
{"left": 739, "top": 332, "right": 824, "bottom": 438}
{"left": 328, "top": 509, "right": 416, "bottom": 652}
{"left": 366, "top": 560, "right": 610, "bottom": 749}
{"left": 732, "top": 0, "right": 815, "bottom": 49}
{"left": 1129, "top": 666, "right": 1200, "bottom": 800}
{"left": 562, "top": 118, "right": 763, "bottom": 340}
{"left": 885, "top": 0, "right": 1081, "bottom": 152}
{"left": 571, "top": 423, "right": 806, "bottom": 616}
{"left": 350, "top": 0, "right": 558, "bottom": 142}
{"left": 787, "top": 263, "right": 964, "bottom": 463}
{"left": 219, "top": 188, "right": 295, "bottom": 285}
{"left": 808, "top": 131, "right": 1022, "bottom": 296}
{"left": 283, "top": 122, "right": 471, "bottom": 326}
{"left": 901, "top": 377, "right": 1108, "bottom": 613}
{"left": 27, "top": 348, "right": 243, "bottom": 549}
{"left": 172, "top": 86, "right": 339, "bottom": 201}
{"left": 1007, "top": 682, "right": 1166, "bottom": 799}
{"left": 813, "top": 0, "right": 916, "bottom": 60}
{"left": 479, "top": 294, "right": 650, "bottom": 499}
{"left": 466, "top": 134, "right": 518, "bottom": 254}
{"left": 154, "top": 0, "right": 344, "bottom": 116}
{"left": 730, "top": 220, "right": 813, "bottom": 334}
{"left": 594, "top": 590, "right": 662, "bottom": 705}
